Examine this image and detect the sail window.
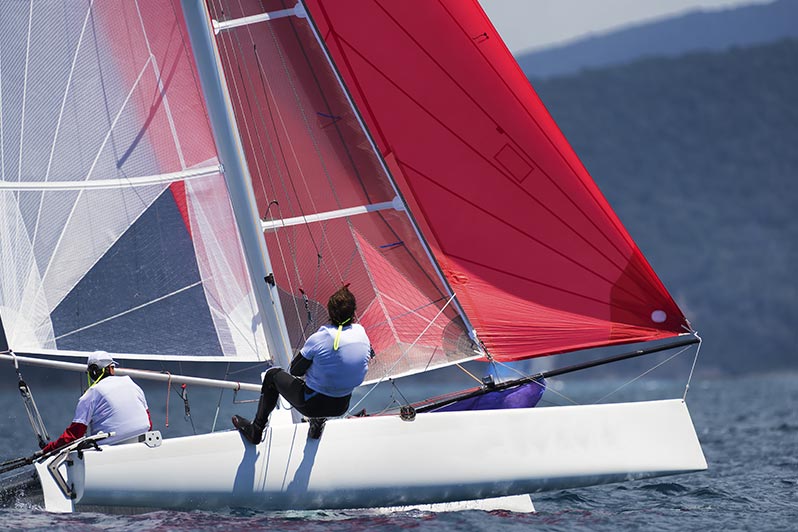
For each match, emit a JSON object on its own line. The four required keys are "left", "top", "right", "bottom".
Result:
{"left": 494, "top": 144, "right": 534, "bottom": 184}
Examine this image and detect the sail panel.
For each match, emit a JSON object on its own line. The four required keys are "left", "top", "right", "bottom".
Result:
{"left": 305, "top": 0, "right": 687, "bottom": 360}
{"left": 0, "top": 1, "right": 268, "bottom": 360}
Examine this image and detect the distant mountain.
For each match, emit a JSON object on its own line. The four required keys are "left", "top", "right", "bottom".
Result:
{"left": 517, "top": 0, "right": 798, "bottom": 79}
{"left": 531, "top": 39, "right": 798, "bottom": 375}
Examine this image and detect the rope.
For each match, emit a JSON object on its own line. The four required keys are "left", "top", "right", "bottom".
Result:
{"left": 9, "top": 350, "right": 50, "bottom": 447}
{"left": 347, "top": 295, "right": 456, "bottom": 415}
{"left": 592, "top": 343, "right": 693, "bottom": 405}
{"left": 164, "top": 372, "right": 171, "bottom": 428}
{"left": 683, "top": 331, "right": 703, "bottom": 400}
{"left": 454, "top": 363, "right": 484, "bottom": 385}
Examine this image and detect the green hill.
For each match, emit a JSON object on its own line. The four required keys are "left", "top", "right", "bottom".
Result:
{"left": 531, "top": 39, "right": 798, "bottom": 375}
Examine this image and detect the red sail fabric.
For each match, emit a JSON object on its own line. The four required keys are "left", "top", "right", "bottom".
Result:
{"left": 304, "top": 0, "right": 688, "bottom": 361}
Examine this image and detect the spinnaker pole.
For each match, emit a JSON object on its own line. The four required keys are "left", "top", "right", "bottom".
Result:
{"left": 0, "top": 353, "right": 262, "bottom": 393}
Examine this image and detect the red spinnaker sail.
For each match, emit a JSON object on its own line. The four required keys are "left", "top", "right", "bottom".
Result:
{"left": 304, "top": 0, "right": 688, "bottom": 360}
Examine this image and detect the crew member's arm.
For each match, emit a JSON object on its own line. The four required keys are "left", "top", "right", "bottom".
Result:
{"left": 41, "top": 422, "right": 87, "bottom": 454}
{"left": 289, "top": 352, "right": 312, "bottom": 376}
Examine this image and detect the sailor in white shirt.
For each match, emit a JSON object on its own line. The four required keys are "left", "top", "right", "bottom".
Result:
{"left": 42, "top": 351, "right": 151, "bottom": 453}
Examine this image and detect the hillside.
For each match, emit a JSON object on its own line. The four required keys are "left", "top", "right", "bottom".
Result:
{"left": 530, "top": 39, "right": 798, "bottom": 375}
{"left": 517, "top": 0, "right": 798, "bottom": 78}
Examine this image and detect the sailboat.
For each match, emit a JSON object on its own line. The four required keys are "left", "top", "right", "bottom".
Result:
{"left": 0, "top": 0, "right": 706, "bottom": 513}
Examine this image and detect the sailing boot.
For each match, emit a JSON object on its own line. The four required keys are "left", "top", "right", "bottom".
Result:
{"left": 307, "top": 417, "right": 326, "bottom": 440}
{"left": 231, "top": 415, "right": 264, "bottom": 445}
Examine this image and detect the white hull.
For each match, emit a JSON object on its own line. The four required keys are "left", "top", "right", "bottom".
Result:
{"left": 38, "top": 399, "right": 706, "bottom": 512}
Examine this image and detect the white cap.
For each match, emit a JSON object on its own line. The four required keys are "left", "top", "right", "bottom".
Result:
{"left": 87, "top": 350, "right": 116, "bottom": 369}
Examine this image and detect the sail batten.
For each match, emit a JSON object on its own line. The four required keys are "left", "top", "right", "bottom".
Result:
{"left": 261, "top": 198, "right": 399, "bottom": 230}
{"left": 0, "top": 165, "right": 222, "bottom": 190}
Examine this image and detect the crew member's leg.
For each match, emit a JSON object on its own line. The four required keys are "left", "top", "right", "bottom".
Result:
{"left": 233, "top": 367, "right": 299, "bottom": 444}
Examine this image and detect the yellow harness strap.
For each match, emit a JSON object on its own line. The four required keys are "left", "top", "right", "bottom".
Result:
{"left": 333, "top": 317, "right": 352, "bottom": 350}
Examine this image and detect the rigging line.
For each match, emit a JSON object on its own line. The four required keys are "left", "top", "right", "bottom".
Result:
{"left": 274, "top": 4, "right": 371, "bottom": 207}
{"left": 347, "top": 294, "right": 456, "bottom": 415}
{"left": 288, "top": 7, "right": 450, "bottom": 303}
{"left": 454, "top": 363, "right": 484, "bottom": 385}
{"left": 214, "top": 2, "right": 290, "bottom": 226}
{"left": 434, "top": 3, "right": 657, "bottom": 289}
{"left": 52, "top": 281, "right": 202, "bottom": 341}
{"left": 211, "top": 362, "right": 231, "bottom": 433}
{"left": 683, "top": 331, "right": 702, "bottom": 401}
{"left": 245, "top": 47, "right": 314, "bottom": 298}
{"left": 350, "top": 231, "right": 401, "bottom": 345}
{"left": 213, "top": 2, "right": 302, "bottom": 362}
{"left": 249, "top": 30, "right": 328, "bottom": 266}
{"left": 251, "top": 16, "right": 349, "bottom": 286}
{"left": 222, "top": 14, "right": 311, "bottom": 329}
{"left": 591, "top": 344, "right": 693, "bottom": 405}
{"left": 216, "top": 2, "right": 316, "bottom": 316}
{"left": 490, "top": 358, "right": 532, "bottom": 380}
{"left": 212, "top": 0, "right": 305, "bottom": 309}
{"left": 533, "top": 379, "right": 580, "bottom": 407}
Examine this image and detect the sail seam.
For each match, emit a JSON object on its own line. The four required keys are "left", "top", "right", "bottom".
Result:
{"left": 16, "top": 1, "right": 33, "bottom": 185}
{"left": 0, "top": 165, "right": 221, "bottom": 190}
{"left": 33, "top": 0, "right": 96, "bottom": 258}
{"left": 53, "top": 281, "right": 202, "bottom": 341}
{"left": 35, "top": 54, "right": 154, "bottom": 295}
{"left": 134, "top": 0, "right": 187, "bottom": 171}
{"left": 401, "top": 160, "right": 651, "bottom": 306}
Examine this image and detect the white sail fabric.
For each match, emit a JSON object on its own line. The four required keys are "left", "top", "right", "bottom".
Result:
{"left": 0, "top": 1, "right": 268, "bottom": 361}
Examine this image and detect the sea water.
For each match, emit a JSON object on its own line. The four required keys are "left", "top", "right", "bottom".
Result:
{"left": 0, "top": 373, "right": 796, "bottom": 531}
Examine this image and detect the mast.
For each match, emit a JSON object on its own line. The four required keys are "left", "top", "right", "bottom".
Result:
{"left": 180, "top": 0, "right": 292, "bottom": 369}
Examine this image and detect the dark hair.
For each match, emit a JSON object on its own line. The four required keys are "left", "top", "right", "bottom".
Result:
{"left": 327, "top": 285, "right": 356, "bottom": 327}
{"left": 87, "top": 364, "right": 105, "bottom": 382}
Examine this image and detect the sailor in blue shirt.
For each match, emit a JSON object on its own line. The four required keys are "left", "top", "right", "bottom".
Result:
{"left": 233, "top": 285, "right": 372, "bottom": 443}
